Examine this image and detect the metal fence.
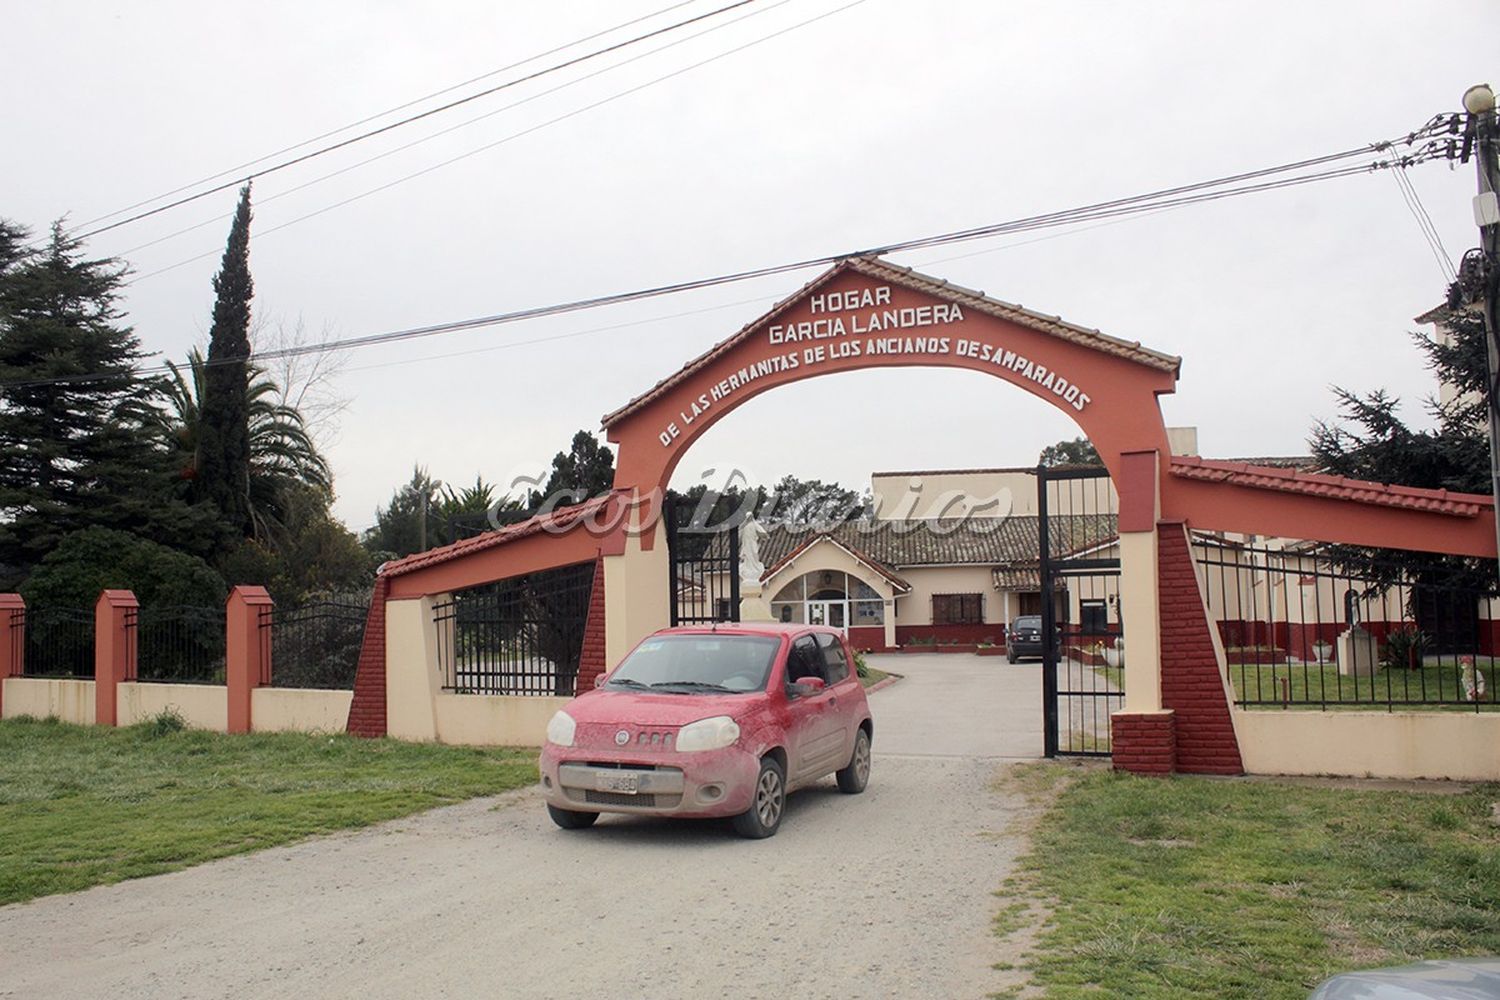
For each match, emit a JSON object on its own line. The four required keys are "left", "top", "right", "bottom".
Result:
{"left": 132, "top": 605, "right": 225, "bottom": 684}
{"left": 1195, "top": 540, "right": 1498, "bottom": 711}
{"left": 434, "top": 563, "right": 594, "bottom": 696}
{"left": 665, "top": 493, "right": 740, "bottom": 626}
{"left": 20, "top": 606, "right": 94, "bottom": 678}
{"left": 259, "top": 597, "right": 368, "bottom": 690}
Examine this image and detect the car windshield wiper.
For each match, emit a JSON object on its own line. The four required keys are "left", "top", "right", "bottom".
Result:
{"left": 650, "top": 680, "right": 738, "bottom": 693}
{"left": 604, "top": 677, "right": 651, "bottom": 689}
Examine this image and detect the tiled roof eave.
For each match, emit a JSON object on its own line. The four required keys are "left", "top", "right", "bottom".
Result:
{"left": 1169, "top": 457, "right": 1492, "bottom": 518}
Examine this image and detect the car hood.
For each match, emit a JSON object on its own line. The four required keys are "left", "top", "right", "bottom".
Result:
{"left": 1308, "top": 959, "right": 1500, "bottom": 999}
{"left": 565, "top": 688, "right": 763, "bottom": 727}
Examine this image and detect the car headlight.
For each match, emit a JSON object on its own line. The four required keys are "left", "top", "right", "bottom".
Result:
{"left": 675, "top": 716, "right": 741, "bottom": 752}
{"left": 545, "top": 710, "right": 576, "bottom": 747}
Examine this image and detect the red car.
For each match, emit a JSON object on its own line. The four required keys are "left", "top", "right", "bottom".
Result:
{"left": 539, "top": 623, "right": 873, "bottom": 838}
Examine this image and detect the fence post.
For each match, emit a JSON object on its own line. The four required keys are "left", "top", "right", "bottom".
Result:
{"left": 225, "top": 586, "right": 273, "bottom": 735}
{"left": 94, "top": 590, "right": 138, "bottom": 727}
{"left": 0, "top": 594, "right": 24, "bottom": 716}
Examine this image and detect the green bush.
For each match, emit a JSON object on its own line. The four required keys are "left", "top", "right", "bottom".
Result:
{"left": 853, "top": 650, "right": 869, "bottom": 678}
{"left": 1382, "top": 625, "right": 1429, "bottom": 670}
{"left": 20, "top": 527, "right": 227, "bottom": 610}
{"left": 142, "top": 708, "right": 186, "bottom": 738}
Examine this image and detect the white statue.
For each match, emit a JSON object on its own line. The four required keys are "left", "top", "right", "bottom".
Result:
{"left": 1460, "top": 656, "right": 1486, "bottom": 702}
{"left": 739, "top": 517, "right": 769, "bottom": 586}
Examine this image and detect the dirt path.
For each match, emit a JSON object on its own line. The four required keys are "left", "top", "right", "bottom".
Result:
{"left": 0, "top": 655, "right": 1040, "bottom": 1000}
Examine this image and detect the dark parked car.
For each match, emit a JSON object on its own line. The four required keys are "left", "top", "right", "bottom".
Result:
{"left": 1007, "top": 615, "right": 1049, "bottom": 663}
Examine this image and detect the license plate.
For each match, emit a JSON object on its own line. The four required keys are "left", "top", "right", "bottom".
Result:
{"left": 596, "top": 771, "right": 640, "bottom": 794}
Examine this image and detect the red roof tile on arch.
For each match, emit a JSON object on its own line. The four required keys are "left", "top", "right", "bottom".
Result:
{"left": 1168, "top": 457, "right": 1492, "bottom": 517}
{"left": 378, "top": 491, "right": 623, "bottom": 577}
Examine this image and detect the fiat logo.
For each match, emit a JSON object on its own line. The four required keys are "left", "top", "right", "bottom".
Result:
{"left": 614, "top": 729, "right": 630, "bottom": 746}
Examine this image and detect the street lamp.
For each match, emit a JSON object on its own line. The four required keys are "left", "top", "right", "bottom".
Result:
{"left": 1464, "top": 84, "right": 1496, "bottom": 116}
{"left": 1462, "top": 83, "right": 1500, "bottom": 577}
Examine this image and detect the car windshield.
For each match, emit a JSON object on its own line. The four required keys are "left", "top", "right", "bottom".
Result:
{"left": 606, "top": 634, "right": 780, "bottom": 694}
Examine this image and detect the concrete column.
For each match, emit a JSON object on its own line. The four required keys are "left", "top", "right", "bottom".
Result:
{"left": 385, "top": 594, "right": 441, "bottom": 741}
{"left": 225, "top": 586, "right": 274, "bottom": 734}
{"left": 94, "top": 589, "right": 138, "bottom": 727}
{"left": 603, "top": 519, "right": 670, "bottom": 665}
{"left": 0, "top": 594, "right": 24, "bottom": 716}
{"left": 1119, "top": 531, "right": 1164, "bottom": 712}
{"left": 1115, "top": 450, "right": 1164, "bottom": 714}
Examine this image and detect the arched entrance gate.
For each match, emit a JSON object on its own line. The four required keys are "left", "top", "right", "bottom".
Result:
{"left": 348, "top": 255, "right": 1498, "bottom": 778}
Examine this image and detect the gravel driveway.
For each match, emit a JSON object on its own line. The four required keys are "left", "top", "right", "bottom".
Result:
{"left": 0, "top": 654, "right": 1041, "bottom": 1000}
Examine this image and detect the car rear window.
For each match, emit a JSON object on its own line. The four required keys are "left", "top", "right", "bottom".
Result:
{"left": 1014, "top": 617, "right": 1042, "bottom": 630}
{"left": 608, "top": 634, "right": 780, "bottom": 693}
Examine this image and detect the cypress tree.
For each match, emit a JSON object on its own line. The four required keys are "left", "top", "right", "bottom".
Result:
{"left": 197, "top": 183, "right": 255, "bottom": 535}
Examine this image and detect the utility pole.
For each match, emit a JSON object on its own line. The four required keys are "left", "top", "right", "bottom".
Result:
{"left": 1461, "top": 83, "right": 1500, "bottom": 573}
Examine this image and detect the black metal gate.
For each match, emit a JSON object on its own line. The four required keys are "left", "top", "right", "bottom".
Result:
{"left": 665, "top": 493, "right": 740, "bottom": 626}
{"left": 1039, "top": 465, "right": 1124, "bottom": 757}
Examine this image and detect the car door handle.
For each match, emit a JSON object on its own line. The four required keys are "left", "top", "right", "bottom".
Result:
{"left": 828, "top": 695, "right": 837, "bottom": 706}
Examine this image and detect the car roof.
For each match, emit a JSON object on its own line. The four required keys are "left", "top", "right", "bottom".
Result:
{"left": 654, "top": 623, "right": 840, "bottom": 638}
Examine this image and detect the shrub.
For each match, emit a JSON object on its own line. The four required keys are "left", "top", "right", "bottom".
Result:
{"left": 1382, "top": 625, "right": 1428, "bottom": 670}
{"left": 20, "top": 527, "right": 227, "bottom": 610}
{"left": 142, "top": 708, "right": 186, "bottom": 738}
{"left": 853, "top": 650, "right": 869, "bottom": 678}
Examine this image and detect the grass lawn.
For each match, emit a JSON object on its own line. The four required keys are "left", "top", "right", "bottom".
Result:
{"left": 860, "top": 664, "right": 892, "bottom": 688}
{"left": 0, "top": 715, "right": 537, "bottom": 906}
{"left": 1228, "top": 658, "right": 1499, "bottom": 710}
{"left": 1000, "top": 764, "right": 1500, "bottom": 999}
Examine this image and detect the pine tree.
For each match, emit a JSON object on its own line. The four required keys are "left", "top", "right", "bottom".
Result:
{"left": 1310, "top": 302, "right": 1494, "bottom": 593}
{"left": 0, "top": 222, "right": 220, "bottom": 586}
{"left": 538, "top": 430, "right": 616, "bottom": 506}
{"left": 197, "top": 183, "right": 255, "bottom": 534}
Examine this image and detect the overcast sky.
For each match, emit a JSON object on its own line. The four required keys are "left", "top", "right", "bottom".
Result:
{"left": 9, "top": 1, "right": 1499, "bottom": 529}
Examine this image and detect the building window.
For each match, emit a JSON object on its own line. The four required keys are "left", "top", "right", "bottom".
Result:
{"left": 933, "top": 593, "right": 984, "bottom": 625}
{"left": 1080, "top": 599, "right": 1108, "bottom": 635}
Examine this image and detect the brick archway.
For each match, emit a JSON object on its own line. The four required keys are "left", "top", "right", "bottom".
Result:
{"left": 602, "top": 256, "right": 1179, "bottom": 535}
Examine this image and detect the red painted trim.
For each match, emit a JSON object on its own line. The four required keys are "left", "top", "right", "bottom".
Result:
{"left": 1117, "top": 450, "right": 1158, "bottom": 533}
{"left": 895, "top": 623, "right": 1006, "bottom": 646}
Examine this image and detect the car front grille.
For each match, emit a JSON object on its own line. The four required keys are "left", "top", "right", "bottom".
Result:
{"left": 586, "top": 790, "right": 656, "bottom": 807}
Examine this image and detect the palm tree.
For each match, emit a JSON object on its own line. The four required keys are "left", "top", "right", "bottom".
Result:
{"left": 161, "top": 348, "right": 332, "bottom": 538}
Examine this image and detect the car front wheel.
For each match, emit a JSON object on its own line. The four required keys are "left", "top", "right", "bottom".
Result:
{"left": 547, "top": 804, "right": 599, "bottom": 830}
{"left": 836, "top": 728, "right": 871, "bottom": 794}
{"left": 732, "top": 757, "right": 786, "bottom": 839}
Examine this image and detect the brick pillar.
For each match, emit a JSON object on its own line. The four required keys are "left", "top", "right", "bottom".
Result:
{"left": 0, "top": 594, "right": 24, "bottom": 716}
{"left": 346, "top": 575, "right": 391, "bottom": 738}
{"left": 94, "top": 589, "right": 138, "bottom": 727}
{"left": 576, "top": 553, "right": 608, "bottom": 692}
{"left": 225, "top": 586, "right": 273, "bottom": 735}
{"left": 1111, "top": 711, "right": 1176, "bottom": 774}
{"left": 1157, "top": 521, "right": 1243, "bottom": 775}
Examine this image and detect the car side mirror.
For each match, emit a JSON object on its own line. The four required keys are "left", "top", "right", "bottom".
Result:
{"left": 788, "top": 676, "right": 826, "bottom": 697}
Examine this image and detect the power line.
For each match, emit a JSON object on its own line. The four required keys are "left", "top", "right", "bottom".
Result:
{"left": 118, "top": 0, "right": 798, "bottom": 261}
{"left": 62, "top": 0, "right": 761, "bottom": 244}
{"left": 124, "top": 0, "right": 862, "bottom": 285}
{"left": 1, "top": 121, "right": 1449, "bottom": 393}
{"left": 55, "top": 1, "right": 704, "bottom": 239}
